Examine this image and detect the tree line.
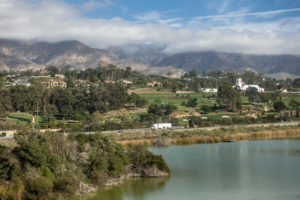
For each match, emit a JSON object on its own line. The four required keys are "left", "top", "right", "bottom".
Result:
{"left": 0, "top": 83, "right": 147, "bottom": 122}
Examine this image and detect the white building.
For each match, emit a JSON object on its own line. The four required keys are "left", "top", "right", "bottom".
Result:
{"left": 122, "top": 80, "right": 133, "bottom": 85}
{"left": 199, "top": 88, "right": 218, "bottom": 93}
{"left": 151, "top": 123, "right": 172, "bottom": 130}
{"left": 235, "top": 78, "right": 264, "bottom": 92}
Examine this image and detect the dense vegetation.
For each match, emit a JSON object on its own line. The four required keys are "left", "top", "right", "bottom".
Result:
{"left": 1, "top": 67, "right": 300, "bottom": 132}
{"left": 0, "top": 83, "right": 147, "bottom": 121}
{"left": 0, "top": 131, "right": 170, "bottom": 200}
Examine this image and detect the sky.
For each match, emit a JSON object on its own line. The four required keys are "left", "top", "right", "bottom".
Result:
{"left": 0, "top": 0, "right": 300, "bottom": 55}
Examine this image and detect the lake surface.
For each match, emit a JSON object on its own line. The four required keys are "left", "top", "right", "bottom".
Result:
{"left": 73, "top": 140, "right": 300, "bottom": 200}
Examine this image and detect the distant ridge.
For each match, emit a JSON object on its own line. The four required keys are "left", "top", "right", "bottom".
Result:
{"left": 264, "top": 72, "right": 300, "bottom": 80}
{"left": 0, "top": 38, "right": 300, "bottom": 78}
{"left": 156, "top": 51, "right": 300, "bottom": 76}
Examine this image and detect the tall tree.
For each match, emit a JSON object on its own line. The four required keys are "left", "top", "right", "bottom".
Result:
{"left": 217, "top": 85, "right": 241, "bottom": 112}
{"left": 289, "top": 99, "right": 300, "bottom": 117}
{"left": 273, "top": 100, "right": 287, "bottom": 113}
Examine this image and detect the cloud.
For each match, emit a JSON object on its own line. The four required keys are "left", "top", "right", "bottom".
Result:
{"left": 194, "top": 8, "right": 300, "bottom": 20}
{"left": 135, "top": 10, "right": 183, "bottom": 26}
{"left": 82, "top": 0, "right": 114, "bottom": 11}
{"left": 218, "top": 0, "right": 230, "bottom": 13}
{"left": 0, "top": 0, "right": 299, "bottom": 55}
{"left": 135, "top": 11, "right": 162, "bottom": 21}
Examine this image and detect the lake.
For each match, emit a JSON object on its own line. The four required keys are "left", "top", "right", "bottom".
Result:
{"left": 72, "top": 140, "right": 300, "bottom": 200}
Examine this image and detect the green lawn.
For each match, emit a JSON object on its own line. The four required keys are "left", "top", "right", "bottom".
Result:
{"left": 241, "top": 96, "right": 249, "bottom": 104}
{"left": 281, "top": 97, "right": 300, "bottom": 107}
{"left": 140, "top": 92, "right": 217, "bottom": 111}
{"left": 8, "top": 112, "right": 35, "bottom": 123}
{"left": 8, "top": 112, "right": 72, "bottom": 124}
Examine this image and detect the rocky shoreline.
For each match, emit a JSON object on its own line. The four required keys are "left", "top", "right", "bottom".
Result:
{"left": 76, "top": 165, "right": 170, "bottom": 194}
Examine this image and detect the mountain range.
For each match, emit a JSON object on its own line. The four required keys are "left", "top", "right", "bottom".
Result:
{"left": 0, "top": 38, "right": 300, "bottom": 79}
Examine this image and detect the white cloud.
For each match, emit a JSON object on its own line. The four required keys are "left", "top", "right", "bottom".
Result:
{"left": 194, "top": 8, "right": 300, "bottom": 20}
{"left": 135, "top": 11, "right": 162, "bottom": 21}
{"left": 218, "top": 0, "right": 230, "bottom": 13}
{"left": 135, "top": 10, "right": 183, "bottom": 27}
{"left": 82, "top": 0, "right": 114, "bottom": 11}
{"left": 0, "top": 0, "right": 299, "bottom": 55}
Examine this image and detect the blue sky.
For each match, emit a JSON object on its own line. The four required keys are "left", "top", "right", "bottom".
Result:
{"left": 65, "top": 0, "right": 300, "bottom": 27}
{"left": 0, "top": 0, "right": 299, "bottom": 55}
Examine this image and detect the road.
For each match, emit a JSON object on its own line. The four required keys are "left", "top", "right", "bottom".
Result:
{"left": 93, "top": 121, "right": 300, "bottom": 135}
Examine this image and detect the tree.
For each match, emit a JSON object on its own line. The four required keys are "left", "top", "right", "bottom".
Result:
{"left": 217, "top": 85, "right": 241, "bottom": 112}
{"left": 46, "top": 66, "right": 59, "bottom": 77}
{"left": 129, "top": 93, "right": 147, "bottom": 107}
{"left": 245, "top": 87, "right": 261, "bottom": 104}
{"left": 125, "top": 67, "right": 132, "bottom": 79}
{"left": 188, "top": 69, "right": 198, "bottom": 78}
{"left": 0, "top": 104, "right": 8, "bottom": 120}
{"left": 186, "top": 97, "right": 198, "bottom": 108}
{"left": 148, "top": 103, "right": 177, "bottom": 117}
{"left": 273, "top": 100, "right": 287, "bottom": 112}
{"left": 289, "top": 99, "right": 300, "bottom": 117}
{"left": 259, "top": 93, "right": 279, "bottom": 105}
{"left": 293, "top": 78, "right": 300, "bottom": 88}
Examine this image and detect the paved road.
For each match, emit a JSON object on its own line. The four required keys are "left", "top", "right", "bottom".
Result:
{"left": 94, "top": 121, "right": 300, "bottom": 135}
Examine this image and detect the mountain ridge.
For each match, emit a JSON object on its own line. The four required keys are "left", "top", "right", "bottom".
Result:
{"left": 0, "top": 38, "right": 300, "bottom": 77}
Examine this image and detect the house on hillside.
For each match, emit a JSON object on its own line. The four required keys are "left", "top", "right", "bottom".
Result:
{"left": 41, "top": 79, "right": 67, "bottom": 88}
{"left": 235, "top": 78, "right": 264, "bottom": 92}
{"left": 5, "top": 78, "right": 31, "bottom": 87}
{"left": 0, "top": 130, "right": 16, "bottom": 138}
{"left": 122, "top": 80, "right": 133, "bottom": 85}
{"left": 147, "top": 81, "right": 162, "bottom": 87}
{"left": 199, "top": 88, "right": 218, "bottom": 93}
{"left": 55, "top": 74, "right": 65, "bottom": 79}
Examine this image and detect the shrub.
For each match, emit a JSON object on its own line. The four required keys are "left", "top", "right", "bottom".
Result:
{"left": 127, "top": 145, "right": 170, "bottom": 173}
{"left": 25, "top": 177, "right": 53, "bottom": 200}
{"left": 53, "top": 177, "right": 79, "bottom": 195}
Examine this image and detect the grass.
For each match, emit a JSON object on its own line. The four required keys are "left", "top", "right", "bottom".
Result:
{"left": 8, "top": 112, "right": 34, "bottom": 123}
{"left": 241, "top": 96, "right": 249, "bottom": 104}
{"left": 115, "top": 125, "right": 300, "bottom": 147}
{"left": 281, "top": 96, "right": 300, "bottom": 107}
{"left": 140, "top": 92, "right": 216, "bottom": 112}
{"left": 8, "top": 112, "right": 77, "bottom": 125}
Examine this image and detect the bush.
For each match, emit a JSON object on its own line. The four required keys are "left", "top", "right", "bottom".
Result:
{"left": 53, "top": 177, "right": 79, "bottom": 195}
{"left": 0, "top": 179, "right": 24, "bottom": 200}
{"left": 127, "top": 145, "right": 170, "bottom": 173}
{"left": 25, "top": 177, "right": 53, "bottom": 200}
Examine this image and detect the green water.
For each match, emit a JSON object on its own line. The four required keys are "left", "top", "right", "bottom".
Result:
{"left": 71, "top": 140, "right": 300, "bottom": 200}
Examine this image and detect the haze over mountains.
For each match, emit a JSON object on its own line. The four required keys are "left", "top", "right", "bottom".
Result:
{"left": 0, "top": 38, "right": 300, "bottom": 79}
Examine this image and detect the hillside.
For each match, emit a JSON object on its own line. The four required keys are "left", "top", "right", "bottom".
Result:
{"left": 0, "top": 38, "right": 300, "bottom": 77}
{"left": 157, "top": 51, "right": 300, "bottom": 75}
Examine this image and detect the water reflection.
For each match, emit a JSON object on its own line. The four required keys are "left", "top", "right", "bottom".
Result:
{"left": 69, "top": 140, "right": 300, "bottom": 200}
{"left": 71, "top": 177, "right": 169, "bottom": 200}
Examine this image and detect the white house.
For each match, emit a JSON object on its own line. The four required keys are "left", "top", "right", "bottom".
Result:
{"left": 151, "top": 123, "right": 172, "bottom": 130}
{"left": 199, "top": 88, "right": 218, "bottom": 93}
{"left": 122, "top": 80, "right": 133, "bottom": 85}
{"left": 235, "top": 78, "right": 264, "bottom": 92}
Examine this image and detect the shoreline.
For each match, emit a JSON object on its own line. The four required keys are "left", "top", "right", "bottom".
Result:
{"left": 115, "top": 127, "right": 300, "bottom": 147}
{"left": 75, "top": 165, "right": 170, "bottom": 195}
